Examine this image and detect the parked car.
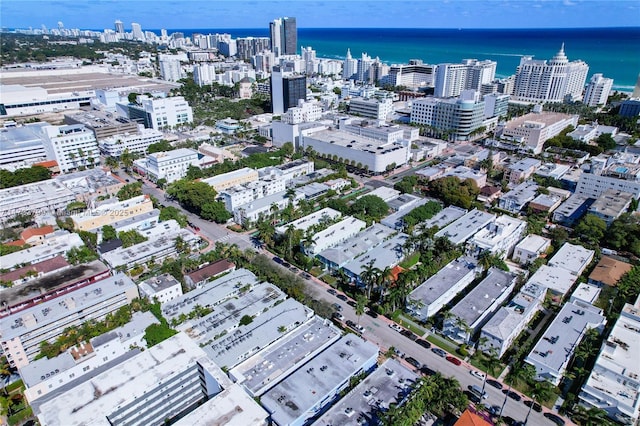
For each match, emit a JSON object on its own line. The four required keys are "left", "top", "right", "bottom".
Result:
{"left": 365, "top": 309, "right": 378, "bottom": 318}
{"left": 405, "top": 356, "right": 421, "bottom": 369}
{"left": 332, "top": 303, "right": 342, "bottom": 311}
{"left": 446, "top": 355, "right": 462, "bottom": 366}
{"left": 389, "top": 323, "right": 404, "bottom": 332}
{"left": 487, "top": 405, "right": 501, "bottom": 416}
{"left": 354, "top": 324, "right": 365, "bottom": 334}
{"left": 415, "top": 339, "right": 431, "bottom": 349}
{"left": 400, "top": 329, "right": 418, "bottom": 341}
{"left": 332, "top": 312, "right": 345, "bottom": 321}
{"left": 347, "top": 300, "right": 356, "bottom": 307}
{"left": 467, "top": 384, "right": 488, "bottom": 399}
{"left": 503, "top": 389, "right": 522, "bottom": 401}
{"left": 420, "top": 365, "right": 436, "bottom": 376}
{"left": 486, "top": 379, "right": 503, "bottom": 390}
{"left": 431, "top": 347, "right": 447, "bottom": 358}
{"left": 524, "top": 400, "right": 542, "bottom": 412}
{"left": 543, "top": 413, "right": 565, "bottom": 425}
{"left": 336, "top": 294, "right": 348, "bottom": 302}
{"left": 465, "top": 390, "right": 481, "bottom": 404}
{"left": 346, "top": 320, "right": 356, "bottom": 328}
{"left": 469, "top": 370, "right": 485, "bottom": 380}
{"left": 327, "top": 288, "right": 337, "bottom": 296}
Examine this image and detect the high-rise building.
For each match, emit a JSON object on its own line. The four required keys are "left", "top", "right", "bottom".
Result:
{"left": 388, "top": 61, "right": 436, "bottom": 88}
{"left": 236, "top": 37, "right": 270, "bottom": 60}
{"left": 434, "top": 59, "right": 496, "bottom": 98}
{"left": 583, "top": 73, "right": 614, "bottom": 107}
{"left": 356, "top": 53, "right": 373, "bottom": 83}
{"left": 269, "top": 17, "right": 297, "bottom": 56}
{"left": 131, "top": 22, "right": 144, "bottom": 41}
{"left": 343, "top": 48, "right": 357, "bottom": 80}
{"left": 114, "top": 19, "right": 124, "bottom": 34}
{"left": 270, "top": 67, "right": 307, "bottom": 114}
{"left": 159, "top": 56, "right": 183, "bottom": 82}
{"left": 193, "top": 63, "right": 217, "bottom": 86}
{"left": 513, "top": 44, "right": 589, "bottom": 103}
{"left": 410, "top": 95, "right": 486, "bottom": 141}
{"left": 302, "top": 46, "right": 317, "bottom": 75}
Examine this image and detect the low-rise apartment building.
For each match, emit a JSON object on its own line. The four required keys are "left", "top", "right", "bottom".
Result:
{"left": 72, "top": 194, "right": 154, "bottom": 231}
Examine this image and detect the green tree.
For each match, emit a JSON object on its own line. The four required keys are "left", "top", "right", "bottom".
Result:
{"left": 120, "top": 148, "right": 136, "bottom": 172}
{"left": 143, "top": 323, "right": 177, "bottom": 347}
{"left": 166, "top": 180, "right": 218, "bottom": 215}
{"left": 159, "top": 206, "right": 188, "bottom": 227}
{"left": 200, "top": 201, "right": 232, "bottom": 223}
{"left": 350, "top": 195, "right": 389, "bottom": 222}
{"left": 116, "top": 182, "right": 143, "bottom": 201}
{"left": 66, "top": 246, "right": 98, "bottom": 265}
{"left": 355, "top": 294, "right": 367, "bottom": 325}
{"left": 574, "top": 214, "right": 607, "bottom": 245}
{"left": 146, "top": 140, "right": 175, "bottom": 154}
{"left": 595, "top": 133, "right": 616, "bottom": 151}
{"left": 118, "top": 230, "right": 147, "bottom": 248}
{"left": 101, "top": 225, "right": 118, "bottom": 242}
{"left": 429, "top": 176, "right": 479, "bottom": 209}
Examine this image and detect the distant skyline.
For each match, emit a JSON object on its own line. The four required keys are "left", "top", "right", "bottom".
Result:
{"left": 2, "top": 0, "right": 639, "bottom": 30}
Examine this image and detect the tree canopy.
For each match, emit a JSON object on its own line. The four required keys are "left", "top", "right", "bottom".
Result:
{"left": 0, "top": 166, "right": 51, "bottom": 189}
{"left": 429, "top": 177, "right": 479, "bottom": 209}
{"left": 350, "top": 195, "right": 389, "bottom": 222}
{"left": 116, "top": 182, "right": 143, "bottom": 201}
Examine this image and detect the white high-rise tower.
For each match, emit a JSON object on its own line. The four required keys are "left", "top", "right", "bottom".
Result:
{"left": 513, "top": 44, "right": 589, "bottom": 103}
{"left": 583, "top": 74, "right": 614, "bottom": 107}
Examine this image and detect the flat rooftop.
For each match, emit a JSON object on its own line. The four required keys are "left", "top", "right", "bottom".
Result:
{"left": 410, "top": 257, "right": 477, "bottom": 307}
{"left": 434, "top": 208, "right": 496, "bottom": 245}
{"left": 0, "top": 260, "right": 109, "bottom": 312}
{"left": 310, "top": 216, "right": 367, "bottom": 255}
{"left": 315, "top": 359, "right": 420, "bottom": 426}
{"left": 526, "top": 301, "right": 605, "bottom": 379}
{"left": 515, "top": 234, "right": 551, "bottom": 254}
{"left": 549, "top": 242, "right": 595, "bottom": 275}
{"left": 343, "top": 232, "right": 408, "bottom": 278}
{"left": 55, "top": 168, "right": 124, "bottom": 194}
{"left": 230, "top": 316, "right": 341, "bottom": 397}
{"left": 570, "top": 283, "right": 601, "bottom": 306}
{"left": 421, "top": 205, "right": 466, "bottom": 230}
{"left": 36, "top": 332, "right": 230, "bottom": 426}
{"left": 275, "top": 207, "right": 341, "bottom": 234}
{"left": 1, "top": 71, "right": 179, "bottom": 95}
{"left": 583, "top": 298, "right": 640, "bottom": 413}
{"left": 174, "top": 383, "right": 269, "bottom": 426}
{"left": 305, "top": 128, "right": 407, "bottom": 156}
{"left": 139, "top": 273, "right": 181, "bottom": 294}
{"left": 0, "top": 178, "right": 75, "bottom": 215}
{"left": 201, "top": 167, "right": 257, "bottom": 187}
{"left": 527, "top": 265, "right": 578, "bottom": 296}
{"left": 163, "top": 269, "right": 259, "bottom": 322}
{"left": 504, "top": 111, "right": 578, "bottom": 129}
{"left": 318, "top": 223, "right": 396, "bottom": 267}
{"left": 261, "top": 335, "right": 379, "bottom": 426}
{"left": 202, "top": 298, "right": 314, "bottom": 370}
{"left": 0, "top": 273, "right": 136, "bottom": 341}
{"left": 450, "top": 268, "right": 517, "bottom": 326}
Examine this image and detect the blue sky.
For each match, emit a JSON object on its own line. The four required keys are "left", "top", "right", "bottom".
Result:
{"left": 2, "top": 0, "right": 639, "bottom": 30}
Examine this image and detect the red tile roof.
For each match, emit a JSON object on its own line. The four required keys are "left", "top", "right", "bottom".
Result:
{"left": 20, "top": 225, "right": 54, "bottom": 241}
{"left": 455, "top": 410, "right": 493, "bottom": 426}
{"left": 186, "top": 259, "right": 236, "bottom": 284}
{"left": 33, "top": 160, "right": 59, "bottom": 168}
{"left": 0, "top": 255, "right": 70, "bottom": 283}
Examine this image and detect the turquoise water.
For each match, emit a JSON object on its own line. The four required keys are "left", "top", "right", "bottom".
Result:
{"left": 170, "top": 27, "right": 640, "bottom": 91}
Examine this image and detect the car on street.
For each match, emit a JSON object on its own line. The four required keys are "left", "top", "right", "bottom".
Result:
{"left": 467, "top": 385, "right": 488, "bottom": 400}
{"left": 503, "top": 389, "right": 522, "bottom": 401}
{"left": 393, "top": 347, "right": 405, "bottom": 359}
{"left": 487, "top": 405, "right": 501, "bottom": 416}
{"left": 365, "top": 309, "right": 378, "bottom": 318}
{"left": 543, "top": 413, "right": 565, "bottom": 425}
{"left": 354, "top": 324, "right": 365, "bottom": 333}
{"left": 346, "top": 320, "right": 356, "bottom": 328}
{"left": 431, "top": 347, "right": 447, "bottom": 358}
{"left": 332, "top": 303, "right": 342, "bottom": 311}
{"left": 400, "top": 329, "right": 418, "bottom": 341}
{"left": 524, "top": 400, "right": 542, "bottom": 412}
{"left": 336, "top": 294, "right": 348, "bottom": 302}
{"left": 405, "top": 356, "right": 421, "bottom": 369}
{"left": 446, "top": 355, "right": 462, "bottom": 366}
{"left": 273, "top": 256, "right": 283, "bottom": 264}
{"left": 420, "top": 366, "right": 436, "bottom": 376}
{"left": 327, "top": 288, "right": 337, "bottom": 296}
{"left": 332, "top": 312, "right": 345, "bottom": 321}
{"left": 502, "top": 416, "right": 517, "bottom": 426}
{"left": 465, "top": 390, "right": 482, "bottom": 404}
{"left": 470, "top": 370, "right": 485, "bottom": 380}
{"left": 347, "top": 300, "right": 356, "bottom": 307}
{"left": 486, "top": 379, "right": 503, "bottom": 390}
{"left": 415, "top": 339, "right": 431, "bottom": 349}
{"left": 389, "top": 323, "right": 404, "bottom": 332}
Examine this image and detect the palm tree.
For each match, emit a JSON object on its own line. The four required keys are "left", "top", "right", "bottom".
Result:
{"left": 360, "top": 260, "right": 381, "bottom": 299}
{"left": 571, "top": 404, "right": 608, "bottom": 426}
{"left": 525, "top": 379, "right": 555, "bottom": 424}
{"left": 355, "top": 295, "right": 367, "bottom": 325}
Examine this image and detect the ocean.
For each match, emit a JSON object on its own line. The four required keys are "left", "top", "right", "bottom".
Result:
{"left": 165, "top": 27, "right": 640, "bottom": 91}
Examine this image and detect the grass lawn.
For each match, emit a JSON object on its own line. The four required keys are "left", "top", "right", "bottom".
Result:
{"left": 469, "top": 355, "right": 506, "bottom": 378}
{"left": 426, "top": 335, "right": 459, "bottom": 354}
{"left": 321, "top": 275, "right": 337, "bottom": 286}
{"left": 399, "top": 252, "right": 420, "bottom": 269}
